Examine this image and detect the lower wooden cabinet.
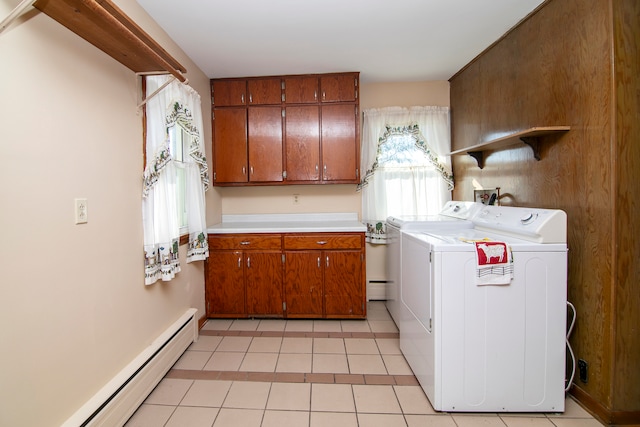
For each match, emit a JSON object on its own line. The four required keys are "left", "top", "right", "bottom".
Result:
{"left": 206, "top": 232, "right": 366, "bottom": 319}
{"left": 206, "top": 234, "right": 283, "bottom": 318}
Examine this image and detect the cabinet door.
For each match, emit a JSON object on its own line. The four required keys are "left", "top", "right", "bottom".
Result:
{"left": 320, "top": 74, "right": 357, "bottom": 102}
{"left": 321, "top": 104, "right": 358, "bottom": 182}
{"left": 285, "top": 105, "right": 320, "bottom": 181}
{"left": 284, "top": 76, "right": 319, "bottom": 104}
{"left": 206, "top": 250, "right": 246, "bottom": 316}
{"left": 324, "top": 250, "right": 364, "bottom": 317}
{"left": 284, "top": 251, "right": 323, "bottom": 317}
{"left": 212, "top": 80, "right": 247, "bottom": 106}
{"left": 248, "top": 107, "right": 283, "bottom": 182}
{"left": 213, "top": 108, "right": 248, "bottom": 183}
{"left": 245, "top": 251, "right": 284, "bottom": 316}
{"left": 248, "top": 78, "right": 282, "bottom": 105}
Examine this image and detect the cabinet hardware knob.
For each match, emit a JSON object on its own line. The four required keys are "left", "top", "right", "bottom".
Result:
{"left": 241, "top": 94, "right": 245, "bottom": 104}
{"left": 326, "top": 256, "right": 329, "bottom": 268}
{"left": 241, "top": 241, "right": 250, "bottom": 245}
{"left": 247, "top": 256, "right": 251, "bottom": 268}
{"left": 237, "top": 257, "right": 241, "bottom": 268}
{"left": 317, "top": 257, "right": 321, "bottom": 268}
{"left": 317, "top": 241, "right": 327, "bottom": 245}
{"left": 249, "top": 94, "right": 253, "bottom": 103}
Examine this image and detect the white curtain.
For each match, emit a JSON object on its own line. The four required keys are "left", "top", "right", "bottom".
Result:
{"left": 143, "top": 75, "right": 209, "bottom": 285}
{"left": 359, "top": 106, "right": 453, "bottom": 243}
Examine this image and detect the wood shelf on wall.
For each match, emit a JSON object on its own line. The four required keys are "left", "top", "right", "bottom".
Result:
{"left": 33, "top": 0, "right": 187, "bottom": 81}
{"left": 449, "top": 126, "right": 570, "bottom": 169}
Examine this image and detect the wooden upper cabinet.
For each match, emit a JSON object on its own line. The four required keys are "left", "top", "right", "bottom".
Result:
{"left": 285, "top": 105, "right": 320, "bottom": 181}
{"left": 212, "top": 79, "right": 246, "bottom": 106}
{"left": 211, "top": 72, "right": 359, "bottom": 186}
{"left": 248, "top": 107, "right": 284, "bottom": 182}
{"left": 321, "top": 104, "right": 358, "bottom": 182}
{"left": 213, "top": 108, "right": 248, "bottom": 183}
{"left": 320, "top": 73, "right": 358, "bottom": 102}
{"left": 247, "top": 78, "right": 282, "bottom": 105}
{"left": 284, "top": 76, "right": 319, "bottom": 104}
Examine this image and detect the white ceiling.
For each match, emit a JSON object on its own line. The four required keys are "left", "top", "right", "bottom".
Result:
{"left": 136, "top": 0, "right": 544, "bottom": 84}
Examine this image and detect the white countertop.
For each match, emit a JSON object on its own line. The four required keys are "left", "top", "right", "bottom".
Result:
{"left": 207, "top": 213, "right": 366, "bottom": 234}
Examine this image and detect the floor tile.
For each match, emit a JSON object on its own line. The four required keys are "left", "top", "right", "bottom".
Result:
{"left": 353, "top": 384, "right": 402, "bottom": 414}
{"left": 180, "top": 380, "right": 232, "bottom": 407}
{"left": 310, "top": 411, "right": 358, "bottom": 427}
{"left": 228, "top": 319, "right": 260, "bottom": 331}
{"left": 368, "top": 320, "right": 399, "bottom": 333}
{"left": 256, "top": 319, "right": 287, "bottom": 331}
{"left": 311, "top": 383, "right": 355, "bottom": 412}
{"left": 344, "top": 338, "right": 379, "bottom": 354}
{"left": 188, "top": 335, "right": 223, "bottom": 351}
{"left": 312, "top": 353, "right": 349, "bottom": 373}
{"left": 499, "top": 416, "right": 555, "bottom": 426}
{"left": 247, "top": 336, "right": 282, "bottom": 353}
{"left": 375, "top": 338, "right": 402, "bottom": 354}
{"left": 173, "top": 350, "right": 213, "bottom": 370}
{"left": 405, "top": 414, "right": 458, "bottom": 427}
{"left": 357, "top": 413, "right": 407, "bottom": 427}
{"left": 216, "top": 336, "right": 252, "bottom": 352}
{"left": 550, "top": 397, "right": 594, "bottom": 418}
{"left": 223, "top": 381, "right": 271, "bottom": 409}
{"left": 276, "top": 353, "right": 312, "bottom": 372}
{"left": 266, "top": 382, "right": 311, "bottom": 410}
{"left": 285, "top": 320, "right": 314, "bottom": 332}
{"left": 144, "top": 378, "right": 193, "bottom": 405}
{"left": 383, "top": 354, "right": 414, "bottom": 375}
{"left": 164, "top": 406, "right": 219, "bottom": 427}
{"left": 203, "top": 352, "right": 244, "bottom": 371}
{"left": 313, "top": 337, "right": 345, "bottom": 353}
{"left": 240, "top": 352, "right": 278, "bottom": 372}
{"left": 347, "top": 354, "right": 387, "bottom": 374}
{"left": 313, "top": 320, "right": 343, "bottom": 332}
{"left": 281, "top": 336, "right": 312, "bottom": 353}
{"left": 547, "top": 419, "right": 603, "bottom": 427}
{"left": 262, "top": 410, "right": 310, "bottom": 427}
{"left": 212, "top": 408, "right": 263, "bottom": 427}
{"left": 202, "top": 319, "right": 233, "bottom": 331}
{"left": 341, "top": 320, "right": 371, "bottom": 332}
{"left": 124, "top": 403, "right": 175, "bottom": 426}
{"left": 394, "top": 385, "right": 436, "bottom": 414}
{"left": 452, "top": 414, "right": 509, "bottom": 426}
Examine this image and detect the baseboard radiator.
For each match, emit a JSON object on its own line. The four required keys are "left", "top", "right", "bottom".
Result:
{"left": 62, "top": 308, "right": 198, "bottom": 427}
{"left": 367, "top": 280, "right": 388, "bottom": 301}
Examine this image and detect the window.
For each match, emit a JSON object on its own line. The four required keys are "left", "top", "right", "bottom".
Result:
{"left": 142, "top": 75, "right": 210, "bottom": 285}
{"left": 168, "top": 124, "right": 189, "bottom": 233}
{"left": 359, "top": 107, "right": 454, "bottom": 243}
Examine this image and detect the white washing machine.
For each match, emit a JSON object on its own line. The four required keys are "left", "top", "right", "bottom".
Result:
{"left": 400, "top": 205, "right": 567, "bottom": 412}
{"left": 385, "top": 201, "right": 480, "bottom": 326}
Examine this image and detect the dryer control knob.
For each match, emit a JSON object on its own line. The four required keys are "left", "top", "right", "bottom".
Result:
{"left": 520, "top": 213, "right": 537, "bottom": 224}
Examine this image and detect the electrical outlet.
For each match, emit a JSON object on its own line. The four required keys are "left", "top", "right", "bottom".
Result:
{"left": 75, "top": 198, "right": 88, "bottom": 224}
{"left": 293, "top": 194, "right": 300, "bottom": 205}
{"left": 578, "top": 359, "right": 588, "bottom": 383}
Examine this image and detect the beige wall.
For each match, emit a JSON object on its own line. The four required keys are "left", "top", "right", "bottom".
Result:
{"left": 0, "top": 0, "right": 217, "bottom": 425}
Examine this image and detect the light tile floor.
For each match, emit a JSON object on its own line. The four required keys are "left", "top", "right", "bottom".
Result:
{"left": 126, "top": 302, "right": 603, "bottom": 427}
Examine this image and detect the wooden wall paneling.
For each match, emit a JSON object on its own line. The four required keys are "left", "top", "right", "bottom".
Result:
{"left": 612, "top": 0, "right": 640, "bottom": 412}
{"left": 450, "top": 0, "right": 640, "bottom": 422}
